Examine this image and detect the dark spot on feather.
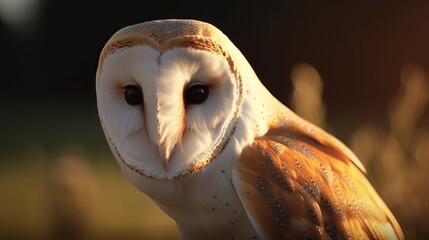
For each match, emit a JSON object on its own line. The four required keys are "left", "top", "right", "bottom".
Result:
{"left": 320, "top": 194, "right": 334, "bottom": 214}
{"left": 255, "top": 176, "right": 291, "bottom": 231}
{"left": 255, "top": 144, "right": 264, "bottom": 152}
{"left": 345, "top": 233, "right": 352, "bottom": 240}
{"left": 335, "top": 184, "right": 343, "bottom": 199}
{"left": 301, "top": 179, "right": 320, "bottom": 201}
{"left": 320, "top": 164, "right": 330, "bottom": 181}
{"left": 307, "top": 202, "right": 322, "bottom": 226}
{"left": 335, "top": 203, "right": 345, "bottom": 219}
{"left": 275, "top": 136, "right": 316, "bottom": 160}
{"left": 262, "top": 151, "right": 275, "bottom": 164}
{"left": 309, "top": 177, "right": 320, "bottom": 200}
{"left": 271, "top": 167, "right": 294, "bottom": 192}
{"left": 352, "top": 199, "right": 360, "bottom": 212}
{"left": 256, "top": 171, "right": 291, "bottom": 231}
{"left": 348, "top": 202, "right": 355, "bottom": 214}
{"left": 300, "top": 146, "right": 316, "bottom": 160}
{"left": 295, "top": 159, "right": 301, "bottom": 168}
{"left": 272, "top": 143, "right": 282, "bottom": 153}
{"left": 256, "top": 184, "right": 266, "bottom": 193}
{"left": 344, "top": 172, "right": 359, "bottom": 195}
{"left": 324, "top": 221, "right": 336, "bottom": 239}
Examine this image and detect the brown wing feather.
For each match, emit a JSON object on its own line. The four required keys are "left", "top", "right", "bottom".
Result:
{"left": 232, "top": 127, "right": 403, "bottom": 240}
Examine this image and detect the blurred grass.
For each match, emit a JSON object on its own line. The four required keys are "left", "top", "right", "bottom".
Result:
{"left": 291, "top": 63, "right": 429, "bottom": 239}
{"left": 0, "top": 159, "right": 180, "bottom": 240}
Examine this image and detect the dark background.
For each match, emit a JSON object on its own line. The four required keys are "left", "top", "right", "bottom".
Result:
{"left": 2, "top": 1, "right": 429, "bottom": 119}
{"left": 0, "top": 1, "right": 428, "bottom": 239}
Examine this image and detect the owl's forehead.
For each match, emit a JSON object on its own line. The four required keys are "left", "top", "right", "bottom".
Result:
{"left": 101, "top": 20, "right": 226, "bottom": 59}
{"left": 115, "top": 19, "right": 217, "bottom": 44}
{"left": 98, "top": 19, "right": 237, "bottom": 77}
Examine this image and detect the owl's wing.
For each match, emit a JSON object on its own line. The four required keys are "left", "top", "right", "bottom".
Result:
{"left": 231, "top": 122, "right": 403, "bottom": 240}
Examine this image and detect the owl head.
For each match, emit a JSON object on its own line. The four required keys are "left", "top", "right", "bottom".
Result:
{"left": 96, "top": 19, "right": 277, "bottom": 180}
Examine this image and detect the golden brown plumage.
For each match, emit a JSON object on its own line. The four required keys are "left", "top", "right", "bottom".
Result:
{"left": 233, "top": 117, "right": 404, "bottom": 239}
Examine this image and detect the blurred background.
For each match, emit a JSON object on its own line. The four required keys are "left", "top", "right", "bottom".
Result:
{"left": 0, "top": 1, "right": 428, "bottom": 239}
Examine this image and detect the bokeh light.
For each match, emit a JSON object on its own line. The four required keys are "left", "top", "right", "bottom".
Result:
{"left": 0, "top": 0, "right": 41, "bottom": 34}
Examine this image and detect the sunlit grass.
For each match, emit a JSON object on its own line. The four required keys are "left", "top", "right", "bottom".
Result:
{"left": 0, "top": 151, "right": 180, "bottom": 240}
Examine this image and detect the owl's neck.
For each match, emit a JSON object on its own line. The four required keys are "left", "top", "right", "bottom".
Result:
{"left": 240, "top": 73, "right": 293, "bottom": 137}
{"left": 127, "top": 132, "right": 258, "bottom": 239}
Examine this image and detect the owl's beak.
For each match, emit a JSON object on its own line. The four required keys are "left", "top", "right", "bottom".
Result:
{"left": 157, "top": 144, "right": 170, "bottom": 171}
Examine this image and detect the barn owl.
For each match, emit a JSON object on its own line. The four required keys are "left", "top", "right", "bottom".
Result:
{"left": 96, "top": 19, "right": 404, "bottom": 239}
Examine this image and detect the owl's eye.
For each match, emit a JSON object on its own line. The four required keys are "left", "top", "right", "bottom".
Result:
{"left": 184, "top": 84, "right": 209, "bottom": 106}
{"left": 124, "top": 85, "right": 143, "bottom": 106}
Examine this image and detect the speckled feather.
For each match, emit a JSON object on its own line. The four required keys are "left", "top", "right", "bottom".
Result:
{"left": 233, "top": 120, "right": 404, "bottom": 239}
